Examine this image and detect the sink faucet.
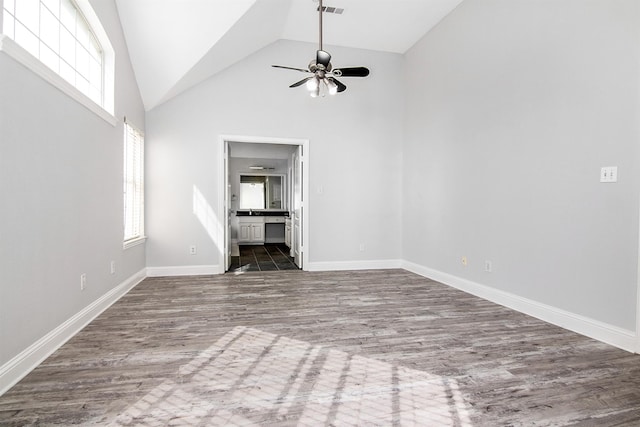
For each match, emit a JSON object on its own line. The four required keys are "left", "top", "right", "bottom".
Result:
{"left": 249, "top": 208, "right": 252, "bottom": 216}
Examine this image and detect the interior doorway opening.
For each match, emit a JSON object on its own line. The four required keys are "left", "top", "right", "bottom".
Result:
{"left": 217, "top": 135, "right": 309, "bottom": 274}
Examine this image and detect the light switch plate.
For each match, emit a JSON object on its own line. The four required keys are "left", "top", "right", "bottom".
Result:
{"left": 600, "top": 166, "right": 618, "bottom": 183}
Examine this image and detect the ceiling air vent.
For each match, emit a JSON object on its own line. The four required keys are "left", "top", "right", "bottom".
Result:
{"left": 317, "top": 6, "right": 344, "bottom": 14}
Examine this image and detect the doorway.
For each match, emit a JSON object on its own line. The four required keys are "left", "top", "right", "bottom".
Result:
{"left": 217, "top": 135, "right": 309, "bottom": 274}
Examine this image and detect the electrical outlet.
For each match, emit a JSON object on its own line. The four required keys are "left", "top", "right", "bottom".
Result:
{"left": 600, "top": 166, "right": 618, "bottom": 183}
{"left": 485, "top": 260, "right": 492, "bottom": 273}
{"left": 80, "top": 273, "right": 87, "bottom": 291}
{"left": 189, "top": 245, "right": 197, "bottom": 255}
{"left": 110, "top": 261, "right": 116, "bottom": 275}
{"left": 461, "top": 256, "right": 468, "bottom": 266}
{"left": 359, "top": 243, "right": 365, "bottom": 252}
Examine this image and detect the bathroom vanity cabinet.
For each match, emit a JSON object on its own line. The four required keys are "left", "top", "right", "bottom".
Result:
{"left": 236, "top": 213, "right": 289, "bottom": 244}
{"left": 237, "top": 216, "right": 264, "bottom": 244}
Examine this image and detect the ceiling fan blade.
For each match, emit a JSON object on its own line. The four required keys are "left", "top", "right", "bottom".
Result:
{"left": 272, "top": 65, "right": 312, "bottom": 73}
{"left": 290, "top": 77, "right": 313, "bottom": 88}
{"left": 332, "top": 67, "right": 370, "bottom": 78}
{"left": 330, "top": 77, "right": 347, "bottom": 93}
{"left": 316, "top": 50, "right": 331, "bottom": 68}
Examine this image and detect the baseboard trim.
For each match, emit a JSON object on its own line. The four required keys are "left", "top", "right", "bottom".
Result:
{"left": 0, "top": 268, "right": 146, "bottom": 397}
{"left": 307, "top": 259, "right": 402, "bottom": 272}
{"left": 146, "top": 265, "right": 219, "bottom": 277}
{"left": 402, "top": 261, "right": 637, "bottom": 353}
{"left": 2, "top": 259, "right": 634, "bottom": 399}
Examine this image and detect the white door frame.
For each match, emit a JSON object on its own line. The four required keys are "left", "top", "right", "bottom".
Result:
{"left": 637, "top": 195, "right": 640, "bottom": 353}
{"left": 217, "top": 135, "right": 310, "bottom": 273}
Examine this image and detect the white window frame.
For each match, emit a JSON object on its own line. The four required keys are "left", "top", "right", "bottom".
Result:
{"left": 0, "top": 0, "right": 115, "bottom": 125}
{"left": 123, "top": 120, "right": 145, "bottom": 249}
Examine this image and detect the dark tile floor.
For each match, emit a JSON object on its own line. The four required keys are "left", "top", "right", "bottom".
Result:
{"left": 229, "top": 243, "right": 299, "bottom": 273}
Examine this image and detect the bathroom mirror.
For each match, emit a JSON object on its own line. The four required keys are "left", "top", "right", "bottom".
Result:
{"left": 239, "top": 174, "right": 284, "bottom": 210}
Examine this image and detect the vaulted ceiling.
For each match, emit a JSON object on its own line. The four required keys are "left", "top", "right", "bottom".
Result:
{"left": 114, "top": 0, "right": 464, "bottom": 110}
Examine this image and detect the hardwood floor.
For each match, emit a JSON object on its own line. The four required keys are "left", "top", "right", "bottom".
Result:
{"left": 1, "top": 269, "right": 640, "bottom": 426}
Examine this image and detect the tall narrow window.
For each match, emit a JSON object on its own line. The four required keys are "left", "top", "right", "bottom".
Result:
{"left": 2, "top": 0, "right": 105, "bottom": 106}
{"left": 124, "top": 121, "right": 144, "bottom": 246}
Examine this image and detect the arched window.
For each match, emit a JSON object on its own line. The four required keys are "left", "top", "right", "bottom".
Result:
{"left": 2, "top": 0, "right": 114, "bottom": 119}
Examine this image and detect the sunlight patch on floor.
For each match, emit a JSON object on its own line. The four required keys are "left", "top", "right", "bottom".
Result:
{"left": 110, "top": 326, "right": 473, "bottom": 426}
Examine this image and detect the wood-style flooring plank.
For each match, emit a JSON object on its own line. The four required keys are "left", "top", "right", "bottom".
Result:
{"left": 1, "top": 269, "right": 640, "bottom": 426}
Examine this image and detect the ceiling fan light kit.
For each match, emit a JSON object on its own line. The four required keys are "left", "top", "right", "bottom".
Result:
{"left": 272, "top": 0, "right": 370, "bottom": 97}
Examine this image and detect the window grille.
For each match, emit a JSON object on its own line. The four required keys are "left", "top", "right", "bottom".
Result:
{"left": 124, "top": 121, "right": 144, "bottom": 244}
{"left": 3, "top": 0, "right": 104, "bottom": 105}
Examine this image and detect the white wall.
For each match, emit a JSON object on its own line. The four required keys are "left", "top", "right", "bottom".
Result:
{"left": 403, "top": 0, "right": 640, "bottom": 330}
{"left": 0, "top": 0, "right": 145, "bottom": 369}
{"left": 145, "top": 40, "right": 404, "bottom": 270}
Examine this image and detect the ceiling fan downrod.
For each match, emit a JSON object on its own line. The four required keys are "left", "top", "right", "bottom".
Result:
{"left": 319, "top": 0, "right": 323, "bottom": 52}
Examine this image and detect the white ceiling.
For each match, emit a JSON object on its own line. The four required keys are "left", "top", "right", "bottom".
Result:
{"left": 114, "top": 0, "right": 464, "bottom": 110}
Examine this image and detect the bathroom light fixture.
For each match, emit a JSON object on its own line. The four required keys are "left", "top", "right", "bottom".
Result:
{"left": 249, "top": 166, "right": 275, "bottom": 170}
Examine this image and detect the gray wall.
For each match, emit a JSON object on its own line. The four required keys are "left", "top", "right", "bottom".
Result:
{"left": 145, "top": 40, "right": 404, "bottom": 269}
{"left": 403, "top": 0, "right": 640, "bottom": 330}
{"left": 0, "top": 0, "right": 146, "bottom": 366}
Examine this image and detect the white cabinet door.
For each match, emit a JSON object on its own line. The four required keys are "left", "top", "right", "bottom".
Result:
{"left": 239, "top": 224, "right": 252, "bottom": 242}
{"left": 251, "top": 224, "right": 264, "bottom": 242}
{"left": 285, "top": 224, "right": 291, "bottom": 247}
{"left": 237, "top": 217, "right": 264, "bottom": 243}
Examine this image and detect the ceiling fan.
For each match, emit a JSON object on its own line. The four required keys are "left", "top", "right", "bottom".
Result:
{"left": 272, "top": 0, "right": 370, "bottom": 97}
